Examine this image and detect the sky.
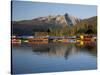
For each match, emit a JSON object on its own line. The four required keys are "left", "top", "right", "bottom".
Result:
{"left": 12, "top": 1, "right": 97, "bottom": 21}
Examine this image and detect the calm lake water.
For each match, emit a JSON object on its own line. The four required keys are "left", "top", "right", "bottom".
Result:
{"left": 12, "top": 42, "right": 97, "bottom": 74}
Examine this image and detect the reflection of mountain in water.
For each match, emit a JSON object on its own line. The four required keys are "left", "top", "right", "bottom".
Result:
{"left": 32, "top": 43, "right": 97, "bottom": 59}
{"left": 32, "top": 44, "right": 76, "bottom": 59}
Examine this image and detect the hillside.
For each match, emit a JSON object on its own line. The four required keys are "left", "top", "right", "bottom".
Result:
{"left": 12, "top": 13, "right": 97, "bottom": 36}
{"left": 74, "top": 16, "right": 97, "bottom": 34}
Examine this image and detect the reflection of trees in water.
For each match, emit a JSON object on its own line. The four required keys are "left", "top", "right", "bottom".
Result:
{"left": 32, "top": 42, "right": 97, "bottom": 59}
{"left": 75, "top": 42, "right": 97, "bottom": 57}
{"left": 84, "top": 45, "right": 97, "bottom": 57}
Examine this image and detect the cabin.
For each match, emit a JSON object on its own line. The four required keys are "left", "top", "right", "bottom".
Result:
{"left": 28, "top": 38, "right": 48, "bottom": 44}
{"left": 34, "top": 32, "right": 49, "bottom": 38}
{"left": 28, "top": 28, "right": 51, "bottom": 44}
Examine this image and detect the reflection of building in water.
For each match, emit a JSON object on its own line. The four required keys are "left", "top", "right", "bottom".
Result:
{"left": 32, "top": 44, "right": 79, "bottom": 59}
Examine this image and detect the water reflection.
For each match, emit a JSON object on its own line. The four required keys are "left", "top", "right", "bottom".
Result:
{"left": 75, "top": 42, "right": 97, "bottom": 56}
{"left": 32, "top": 42, "right": 97, "bottom": 59}
{"left": 12, "top": 42, "right": 97, "bottom": 74}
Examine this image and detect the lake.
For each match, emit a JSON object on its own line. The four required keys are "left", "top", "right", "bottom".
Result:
{"left": 12, "top": 42, "right": 97, "bottom": 74}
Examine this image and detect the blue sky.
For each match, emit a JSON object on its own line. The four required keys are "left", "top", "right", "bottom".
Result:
{"left": 12, "top": 1, "right": 97, "bottom": 21}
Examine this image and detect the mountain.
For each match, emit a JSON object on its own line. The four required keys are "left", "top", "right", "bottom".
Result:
{"left": 12, "top": 13, "right": 97, "bottom": 36}
{"left": 12, "top": 13, "right": 80, "bottom": 36}
{"left": 64, "top": 13, "right": 80, "bottom": 26}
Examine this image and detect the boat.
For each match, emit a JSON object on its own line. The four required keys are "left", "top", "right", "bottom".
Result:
{"left": 12, "top": 39, "right": 21, "bottom": 44}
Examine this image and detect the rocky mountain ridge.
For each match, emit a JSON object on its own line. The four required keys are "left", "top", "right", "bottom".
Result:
{"left": 12, "top": 13, "right": 96, "bottom": 36}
